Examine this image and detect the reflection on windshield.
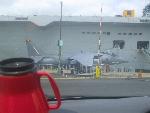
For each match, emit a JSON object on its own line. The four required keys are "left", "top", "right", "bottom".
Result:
{"left": 0, "top": 1, "right": 150, "bottom": 98}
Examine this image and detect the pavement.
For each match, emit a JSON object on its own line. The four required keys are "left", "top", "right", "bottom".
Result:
{"left": 41, "top": 72, "right": 150, "bottom": 80}
{"left": 41, "top": 78, "right": 150, "bottom": 97}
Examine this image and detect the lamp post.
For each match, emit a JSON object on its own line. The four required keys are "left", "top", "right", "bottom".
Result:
{"left": 58, "top": 1, "right": 63, "bottom": 75}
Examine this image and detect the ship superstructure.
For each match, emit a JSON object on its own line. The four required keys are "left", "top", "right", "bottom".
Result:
{"left": 0, "top": 15, "right": 150, "bottom": 72}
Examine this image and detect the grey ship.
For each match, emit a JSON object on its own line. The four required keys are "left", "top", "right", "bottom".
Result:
{"left": 0, "top": 15, "right": 150, "bottom": 72}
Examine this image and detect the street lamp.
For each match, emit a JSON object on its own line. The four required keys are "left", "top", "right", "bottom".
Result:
{"left": 58, "top": 1, "right": 63, "bottom": 75}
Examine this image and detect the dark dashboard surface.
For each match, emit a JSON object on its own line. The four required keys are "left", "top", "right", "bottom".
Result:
{"left": 51, "top": 97, "right": 150, "bottom": 113}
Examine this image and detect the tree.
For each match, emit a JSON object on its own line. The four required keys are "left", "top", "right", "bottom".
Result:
{"left": 143, "top": 3, "right": 150, "bottom": 17}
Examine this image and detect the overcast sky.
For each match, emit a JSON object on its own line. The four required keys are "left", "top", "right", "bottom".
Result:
{"left": 0, "top": 0, "right": 149, "bottom": 17}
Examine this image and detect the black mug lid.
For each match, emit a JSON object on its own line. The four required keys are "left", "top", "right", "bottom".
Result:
{"left": 0, "top": 58, "right": 36, "bottom": 75}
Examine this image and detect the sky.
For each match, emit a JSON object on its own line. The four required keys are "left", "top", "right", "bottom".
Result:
{"left": 0, "top": 0, "right": 149, "bottom": 17}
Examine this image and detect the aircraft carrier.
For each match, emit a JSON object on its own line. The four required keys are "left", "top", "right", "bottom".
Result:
{"left": 0, "top": 15, "right": 150, "bottom": 72}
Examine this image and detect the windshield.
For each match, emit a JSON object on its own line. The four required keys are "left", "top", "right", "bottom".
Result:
{"left": 1, "top": 0, "right": 150, "bottom": 99}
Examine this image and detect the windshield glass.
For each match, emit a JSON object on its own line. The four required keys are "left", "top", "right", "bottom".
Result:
{"left": 1, "top": 0, "right": 150, "bottom": 98}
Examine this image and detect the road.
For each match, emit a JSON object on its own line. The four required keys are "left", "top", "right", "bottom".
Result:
{"left": 41, "top": 78, "right": 150, "bottom": 97}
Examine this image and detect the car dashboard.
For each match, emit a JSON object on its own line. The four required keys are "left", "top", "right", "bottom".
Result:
{"left": 51, "top": 97, "right": 150, "bottom": 113}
